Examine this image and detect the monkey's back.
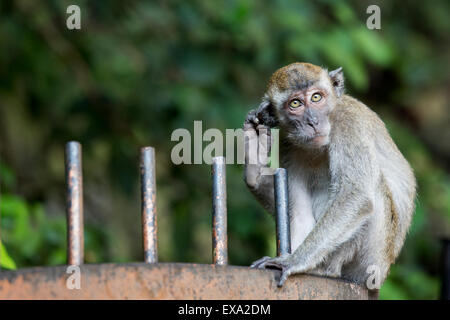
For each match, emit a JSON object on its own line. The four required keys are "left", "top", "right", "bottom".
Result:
{"left": 337, "top": 95, "right": 416, "bottom": 263}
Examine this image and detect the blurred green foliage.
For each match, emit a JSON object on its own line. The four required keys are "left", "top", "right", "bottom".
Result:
{"left": 0, "top": 162, "right": 111, "bottom": 268}
{"left": 0, "top": 0, "right": 449, "bottom": 299}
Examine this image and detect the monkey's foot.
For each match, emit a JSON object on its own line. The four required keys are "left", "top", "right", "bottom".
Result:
{"left": 250, "top": 254, "right": 297, "bottom": 287}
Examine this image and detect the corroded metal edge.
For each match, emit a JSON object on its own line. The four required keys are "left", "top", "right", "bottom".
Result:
{"left": 0, "top": 263, "right": 375, "bottom": 300}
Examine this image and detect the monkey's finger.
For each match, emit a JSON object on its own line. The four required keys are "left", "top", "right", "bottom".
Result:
{"left": 244, "top": 127, "right": 259, "bottom": 165}
{"left": 250, "top": 256, "right": 272, "bottom": 268}
{"left": 243, "top": 122, "right": 254, "bottom": 131}
{"left": 257, "top": 257, "right": 286, "bottom": 271}
{"left": 250, "top": 256, "right": 271, "bottom": 268}
{"left": 277, "top": 269, "right": 291, "bottom": 287}
{"left": 244, "top": 109, "right": 260, "bottom": 128}
{"left": 257, "top": 125, "right": 271, "bottom": 166}
{"left": 256, "top": 124, "right": 271, "bottom": 135}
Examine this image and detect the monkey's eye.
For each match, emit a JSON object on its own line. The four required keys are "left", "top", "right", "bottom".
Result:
{"left": 289, "top": 99, "right": 302, "bottom": 108}
{"left": 311, "top": 93, "right": 322, "bottom": 102}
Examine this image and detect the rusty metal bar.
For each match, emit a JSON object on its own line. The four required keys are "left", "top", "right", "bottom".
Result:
{"left": 274, "top": 168, "right": 291, "bottom": 256}
{"left": 65, "top": 141, "right": 84, "bottom": 265}
{"left": 212, "top": 156, "right": 227, "bottom": 265}
{"left": 140, "top": 146, "right": 158, "bottom": 263}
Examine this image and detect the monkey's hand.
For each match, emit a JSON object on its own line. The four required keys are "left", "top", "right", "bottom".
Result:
{"left": 244, "top": 108, "right": 260, "bottom": 128}
{"left": 250, "top": 254, "right": 301, "bottom": 287}
{"left": 245, "top": 101, "right": 278, "bottom": 129}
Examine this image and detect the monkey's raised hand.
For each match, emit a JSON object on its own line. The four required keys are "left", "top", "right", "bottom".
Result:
{"left": 244, "top": 104, "right": 273, "bottom": 172}
{"left": 245, "top": 101, "right": 278, "bottom": 129}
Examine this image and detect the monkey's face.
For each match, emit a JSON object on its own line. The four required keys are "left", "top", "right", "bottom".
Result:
{"left": 278, "top": 87, "right": 333, "bottom": 148}
{"left": 264, "top": 62, "right": 344, "bottom": 149}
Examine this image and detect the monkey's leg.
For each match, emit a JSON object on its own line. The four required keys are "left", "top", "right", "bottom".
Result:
{"left": 251, "top": 197, "right": 373, "bottom": 286}
{"left": 306, "top": 267, "right": 340, "bottom": 279}
{"left": 307, "top": 237, "right": 359, "bottom": 279}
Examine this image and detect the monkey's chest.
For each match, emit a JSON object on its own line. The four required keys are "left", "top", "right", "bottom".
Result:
{"left": 288, "top": 166, "right": 331, "bottom": 222}
{"left": 287, "top": 173, "right": 330, "bottom": 251}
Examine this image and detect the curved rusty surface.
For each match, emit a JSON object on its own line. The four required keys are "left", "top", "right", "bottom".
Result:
{"left": 0, "top": 263, "right": 376, "bottom": 300}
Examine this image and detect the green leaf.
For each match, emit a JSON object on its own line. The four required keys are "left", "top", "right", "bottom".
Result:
{"left": 1, "top": 194, "right": 31, "bottom": 244}
{"left": 0, "top": 240, "right": 16, "bottom": 270}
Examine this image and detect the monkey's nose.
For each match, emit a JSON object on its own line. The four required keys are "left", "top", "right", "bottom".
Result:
{"left": 306, "top": 117, "right": 318, "bottom": 129}
{"left": 305, "top": 110, "right": 319, "bottom": 127}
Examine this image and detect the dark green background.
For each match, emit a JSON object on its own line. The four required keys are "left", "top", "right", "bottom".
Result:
{"left": 1, "top": 0, "right": 449, "bottom": 299}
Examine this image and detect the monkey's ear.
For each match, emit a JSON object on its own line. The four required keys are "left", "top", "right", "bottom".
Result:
{"left": 329, "top": 67, "right": 345, "bottom": 97}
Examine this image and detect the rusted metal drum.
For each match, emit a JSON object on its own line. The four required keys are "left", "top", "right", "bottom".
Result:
{"left": 0, "top": 263, "right": 376, "bottom": 300}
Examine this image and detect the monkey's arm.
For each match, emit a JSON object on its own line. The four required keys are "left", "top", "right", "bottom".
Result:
{"left": 243, "top": 108, "right": 276, "bottom": 215}
{"left": 253, "top": 137, "right": 376, "bottom": 286}
{"left": 244, "top": 162, "right": 275, "bottom": 215}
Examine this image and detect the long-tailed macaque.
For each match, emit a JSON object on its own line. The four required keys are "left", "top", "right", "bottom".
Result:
{"left": 244, "top": 62, "right": 416, "bottom": 287}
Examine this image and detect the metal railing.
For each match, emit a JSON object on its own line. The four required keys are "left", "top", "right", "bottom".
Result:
{"left": 64, "top": 141, "right": 291, "bottom": 266}
{"left": 0, "top": 141, "right": 375, "bottom": 300}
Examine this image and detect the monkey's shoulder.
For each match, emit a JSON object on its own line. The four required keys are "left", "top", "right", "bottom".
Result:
{"left": 331, "top": 95, "right": 386, "bottom": 136}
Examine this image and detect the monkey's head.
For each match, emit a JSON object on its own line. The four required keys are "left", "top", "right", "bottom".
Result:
{"left": 260, "top": 62, "right": 344, "bottom": 149}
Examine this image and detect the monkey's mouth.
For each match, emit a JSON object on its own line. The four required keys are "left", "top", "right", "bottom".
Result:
{"left": 310, "top": 134, "right": 329, "bottom": 146}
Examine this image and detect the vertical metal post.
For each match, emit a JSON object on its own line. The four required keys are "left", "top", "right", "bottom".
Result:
{"left": 441, "top": 239, "right": 450, "bottom": 300}
{"left": 65, "top": 141, "right": 84, "bottom": 265}
{"left": 212, "top": 156, "right": 228, "bottom": 265}
{"left": 140, "top": 147, "right": 158, "bottom": 263}
{"left": 274, "top": 168, "right": 291, "bottom": 256}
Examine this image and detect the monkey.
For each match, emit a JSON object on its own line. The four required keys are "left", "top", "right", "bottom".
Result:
{"left": 243, "top": 62, "right": 416, "bottom": 288}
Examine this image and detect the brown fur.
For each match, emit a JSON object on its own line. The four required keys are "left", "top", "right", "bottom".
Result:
{"left": 267, "top": 62, "right": 324, "bottom": 92}
{"left": 381, "top": 174, "right": 399, "bottom": 264}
